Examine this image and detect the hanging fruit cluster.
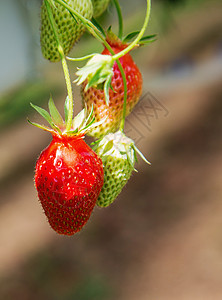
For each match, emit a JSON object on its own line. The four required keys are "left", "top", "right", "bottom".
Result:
{"left": 29, "top": 0, "right": 155, "bottom": 235}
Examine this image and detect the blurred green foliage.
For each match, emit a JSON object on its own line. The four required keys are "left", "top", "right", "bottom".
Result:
{"left": 0, "top": 81, "right": 63, "bottom": 131}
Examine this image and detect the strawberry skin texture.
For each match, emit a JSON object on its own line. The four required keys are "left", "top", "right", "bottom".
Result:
{"left": 81, "top": 40, "right": 143, "bottom": 138}
{"left": 92, "top": 0, "right": 110, "bottom": 18}
{"left": 94, "top": 132, "right": 135, "bottom": 207}
{"left": 40, "top": 0, "right": 93, "bottom": 62}
{"left": 97, "top": 155, "right": 134, "bottom": 207}
{"left": 35, "top": 134, "right": 104, "bottom": 235}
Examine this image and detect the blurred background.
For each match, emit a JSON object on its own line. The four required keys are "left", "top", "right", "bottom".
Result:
{"left": 0, "top": 0, "right": 222, "bottom": 299}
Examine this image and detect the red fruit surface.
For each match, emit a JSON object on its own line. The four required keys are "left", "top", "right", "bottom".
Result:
{"left": 82, "top": 39, "right": 143, "bottom": 138}
{"left": 35, "top": 134, "right": 104, "bottom": 235}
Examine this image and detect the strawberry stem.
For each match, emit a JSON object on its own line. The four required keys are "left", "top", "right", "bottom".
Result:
{"left": 113, "top": 0, "right": 151, "bottom": 60}
{"left": 118, "top": 63, "right": 127, "bottom": 132}
{"left": 44, "top": 0, "right": 74, "bottom": 132}
{"left": 52, "top": 0, "right": 146, "bottom": 134}
{"left": 113, "top": 0, "right": 123, "bottom": 40}
{"left": 54, "top": 0, "right": 106, "bottom": 44}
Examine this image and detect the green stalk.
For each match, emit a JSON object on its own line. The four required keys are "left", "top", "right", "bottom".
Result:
{"left": 53, "top": 0, "right": 119, "bottom": 56}
{"left": 53, "top": 0, "right": 151, "bottom": 133}
{"left": 54, "top": 0, "right": 105, "bottom": 43}
{"left": 113, "top": 0, "right": 151, "bottom": 60}
{"left": 53, "top": 0, "right": 128, "bottom": 131}
{"left": 118, "top": 62, "right": 127, "bottom": 132}
{"left": 45, "top": 0, "right": 73, "bottom": 131}
{"left": 113, "top": 0, "right": 123, "bottom": 39}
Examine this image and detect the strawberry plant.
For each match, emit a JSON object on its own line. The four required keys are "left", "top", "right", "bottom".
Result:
{"left": 41, "top": 0, "right": 93, "bottom": 62}
{"left": 30, "top": 0, "right": 154, "bottom": 235}
{"left": 80, "top": 33, "right": 143, "bottom": 138}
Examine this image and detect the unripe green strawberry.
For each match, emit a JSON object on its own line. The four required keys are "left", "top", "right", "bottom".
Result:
{"left": 94, "top": 131, "right": 136, "bottom": 207}
{"left": 81, "top": 37, "right": 143, "bottom": 138}
{"left": 92, "top": 0, "right": 110, "bottom": 18}
{"left": 40, "top": 0, "right": 93, "bottom": 62}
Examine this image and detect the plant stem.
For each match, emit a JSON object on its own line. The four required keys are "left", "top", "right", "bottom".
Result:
{"left": 54, "top": 0, "right": 104, "bottom": 43}
{"left": 118, "top": 62, "right": 127, "bottom": 132}
{"left": 113, "top": 0, "right": 123, "bottom": 39}
{"left": 53, "top": 0, "right": 151, "bottom": 133}
{"left": 113, "top": 0, "right": 151, "bottom": 60}
{"left": 45, "top": 0, "right": 73, "bottom": 131}
{"left": 61, "top": 57, "right": 73, "bottom": 131}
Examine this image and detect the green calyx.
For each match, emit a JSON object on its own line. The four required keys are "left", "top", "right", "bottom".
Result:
{"left": 28, "top": 96, "right": 104, "bottom": 136}
{"left": 94, "top": 130, "right": 150, "bottom": 169}
{"left": 75, "top": 54, "right": 114, "bottom": 105}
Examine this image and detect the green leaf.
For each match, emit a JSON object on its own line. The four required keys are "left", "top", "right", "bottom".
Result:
{"left": 48, "top": 96, "right": 64, "bottom": 126}
{"left": 123, "top": 31, "right": 140, "bottom": 43}
{"left": 64, "top": 96, "right": 69, "bottom": 124}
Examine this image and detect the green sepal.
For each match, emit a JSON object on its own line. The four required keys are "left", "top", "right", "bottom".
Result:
{"left": 75, "top": 54, "right": 114, "bottom": 105}
{"left": 102, "top": 140, "right": 114, "bottom": 155}
{"left": 84, "top": 105, "right": 94, "bottom": 127}
{"left": 30, "top": 102, "right": 61, "bottom": 133}
{"left": 48, "top": 95, "right": 64, "bottom": 126}
{"left": 138, "top": 34, "right": 157, "bottom": 45}
{"left": 66, "top": 128, "right": 79, "bottom": 135}
{"left": 123, "top": 32, "right": 157, "bottom": 45}
{"left": 83, "top": 116, "right": 96, "bottom": 130}
{"left": 91, "top": 17, "right": 106, "bottom": 37}
{"left": 134, "top": 145, "right": 151, "bottom": 165}
{"left": 27, "top": 119, "right": 54, "bottom": 133}
{"left": 72, "top": 108, "right": 86, "bottom": 131}
{"left": 85, "top": 67, "right": 105, "bottom": 90}
{"left": 123, "top": 31, "right": 140, "bottom": 43}
{"left": 85, "top": 116, "right": 107, "bottom": 131}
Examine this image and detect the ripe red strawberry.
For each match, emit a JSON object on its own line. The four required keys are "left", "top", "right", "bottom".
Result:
{"left": 30, "top": 98, "right": 104, "bottom": 235}
{"left": 81, "top": 37, "right": 143, "bottom": 138}
{"left": 35, "top": 133, "right": 104, "bottom": 235}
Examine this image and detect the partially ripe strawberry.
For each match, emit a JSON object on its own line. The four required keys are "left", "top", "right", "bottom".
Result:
{"left": 40, "top": 0, "right": 93, "bottom": 62}
{"left": 92, "top": 0, "right": 110, "bottom": 18}
{"left": 35, "top": 133, "right": 104, "bottom": 235}
{"left": 81, "top": 37, "right": 143, "bottom": 138}
{"left": 94, "top": 131, "right": 149, "bottom": 207}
